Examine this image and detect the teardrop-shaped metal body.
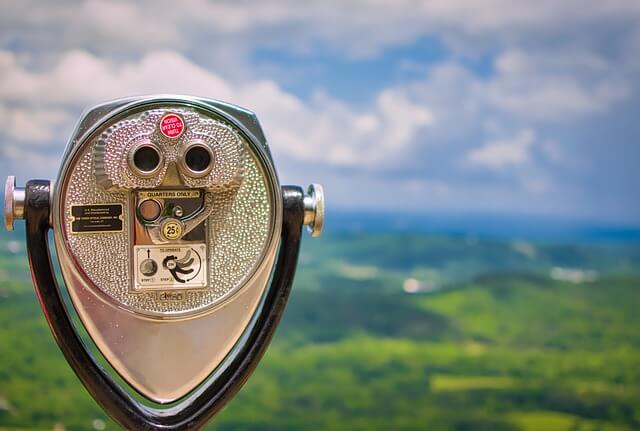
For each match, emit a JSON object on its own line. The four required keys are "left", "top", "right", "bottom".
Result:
{"left": 52, "top": 96, "right": 282, "bottom": 403}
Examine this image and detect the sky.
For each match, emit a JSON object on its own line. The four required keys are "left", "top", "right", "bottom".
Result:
{"left": 0, "top": 0, "right": 639, "bottom": 224}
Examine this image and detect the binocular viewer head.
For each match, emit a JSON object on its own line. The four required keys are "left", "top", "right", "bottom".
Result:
{"left": 3, "top": 95, "right": 324, "bottom": 422}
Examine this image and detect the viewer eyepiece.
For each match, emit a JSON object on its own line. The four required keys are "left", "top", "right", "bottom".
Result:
{"left": 179, "top": 141, "right": 214, "bottom": 177}
{"left": 129, "top": 142, "right": 163, "bottom": 176}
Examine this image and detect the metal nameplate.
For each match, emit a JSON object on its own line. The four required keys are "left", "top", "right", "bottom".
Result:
{"left": 70, "top": 204, "right": 123, "bottom": 234}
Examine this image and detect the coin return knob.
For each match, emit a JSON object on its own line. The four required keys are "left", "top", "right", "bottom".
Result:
{"left": 139, "top": 199, "right": 162, "bottom": 222}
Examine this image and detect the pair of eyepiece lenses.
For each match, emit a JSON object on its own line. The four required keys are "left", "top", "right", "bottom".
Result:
{"left": 129, "top": 142, "right": 214, "bottom": 177}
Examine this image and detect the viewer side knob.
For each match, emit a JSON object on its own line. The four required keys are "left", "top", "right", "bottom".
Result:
{"left": 4, "top": 176, "right": 25, "bottom": 232}
{"left": 303, "top": 183, "right": 324, "bottom": 238}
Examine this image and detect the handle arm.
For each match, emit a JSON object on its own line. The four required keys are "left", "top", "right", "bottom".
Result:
{"left": 25, "top": 179, "right": 305, "bottom": 431}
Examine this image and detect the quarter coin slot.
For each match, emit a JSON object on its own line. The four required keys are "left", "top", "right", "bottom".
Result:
{"left": 139, "top": 199, "right": 162, "bottom": 222}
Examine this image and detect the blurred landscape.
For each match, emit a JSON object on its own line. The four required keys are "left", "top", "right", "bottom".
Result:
{"left": 2, "top": 1, "right": 640, "bottom": 430}
{"left": 0, "top": 214, "right": 638, "bottom": 431}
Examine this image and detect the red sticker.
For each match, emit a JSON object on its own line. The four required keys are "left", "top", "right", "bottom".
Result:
{"left": 160, "top": 113, "right": 184, "bottom": 138}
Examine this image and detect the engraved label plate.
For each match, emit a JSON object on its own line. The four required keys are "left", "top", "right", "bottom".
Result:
{"left": 138, "top": 190, "right": 201, "bottom": 200}
{"left": 133, "top": 243, "right": 207, "bottom": 290}
{"left": 71, "top": 204, "right": 123, "bottom": 234}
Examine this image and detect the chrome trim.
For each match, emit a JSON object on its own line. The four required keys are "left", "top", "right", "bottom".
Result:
{"left": 4, "top": 176, "right": 25, "bottom": 231}
{"left": 127, "top": 140, "right": 165, "bottom": 178}
{"left": 51, "top": 95, "right": 284, "bottom": 401}
{"left": 303, "top": 183, "right": 325, "bottom": 237}
{"left": 178, "top": 139, "right": 215, "bottom": 178}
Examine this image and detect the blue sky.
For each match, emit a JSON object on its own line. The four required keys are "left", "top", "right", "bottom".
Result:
{"left": 0, "top": 1, "right": 639, "bottom": 224}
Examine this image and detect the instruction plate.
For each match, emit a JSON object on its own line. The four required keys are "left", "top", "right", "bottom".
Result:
{"left": 133, "top": 244, "right": 207, "bottom": 290}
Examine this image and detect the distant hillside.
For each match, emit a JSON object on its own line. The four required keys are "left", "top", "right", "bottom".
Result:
{"left": 0, "top": 229, "right": 638, "bottom": 430}
{"left": 327, "top": 211, "right": 640, "bottom": 243}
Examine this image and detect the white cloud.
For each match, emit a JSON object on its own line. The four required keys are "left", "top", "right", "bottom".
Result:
{"left": 0, "top": 0, "right": 178, "bottom": 55}
{"left": 0, "top": 50, "right": 233, "bottom": 106}
{"left": 401, "top": 178, "right": 450, "bottom": 197}
{"left": 519, "top": 174, "right": 550, "bottom": 194}
{"left": 0, "top": 107, "right": 71, "bottom": 143}
{"left": 3, "top": 0, "right": 640, "bottom": 61}
{"left": 1, "top": 1, "right": 639, "bottom": 220}
{"left": 0, "top": 49, "right": 434, "bottom": 170}
{"left": 2, "top": 144, "right": 62, "bottom": 173}
{"left": 486, "top": 50, "right": 631, "bottom": 120}
{"left": 466, "top": 129, "right": 535, "bottom": 170}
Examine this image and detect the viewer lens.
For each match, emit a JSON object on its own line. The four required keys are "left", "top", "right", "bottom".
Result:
{"left": 185, "top": 146, "right": 212, "bottom": 173}
{"left": 133, "top": 146, "right": 161, "bottom": 173}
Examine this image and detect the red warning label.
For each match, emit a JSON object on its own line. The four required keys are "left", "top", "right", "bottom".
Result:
{"left": 160, "top": 113, "right": 185, "bottom": 138}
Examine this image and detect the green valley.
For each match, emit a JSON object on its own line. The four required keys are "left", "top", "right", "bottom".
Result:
{"left": 0, "top": 232, "right": 638, "bottom": 430}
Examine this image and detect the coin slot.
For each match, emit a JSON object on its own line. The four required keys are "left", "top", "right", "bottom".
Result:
{"left": 139, "top": 199, "right": 162, "bottom": 222}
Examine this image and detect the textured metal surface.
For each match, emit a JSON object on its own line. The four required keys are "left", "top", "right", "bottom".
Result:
{"left": 59, "top": 104, "right": 274, "bottom": 317}
{"left": 51, "top": 97, "right": 283, "bottom": 401}
{"left": 94, "top": 108, "right": 245, "bottom": 191}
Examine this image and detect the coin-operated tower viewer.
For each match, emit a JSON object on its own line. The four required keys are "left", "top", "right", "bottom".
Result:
{"left": 4, "top": 95, "right": 325, "bottom": 430}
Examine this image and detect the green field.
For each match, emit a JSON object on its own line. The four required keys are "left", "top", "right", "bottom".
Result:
{"left": 0, "top": 232, "right": 639, "bottom": 430}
